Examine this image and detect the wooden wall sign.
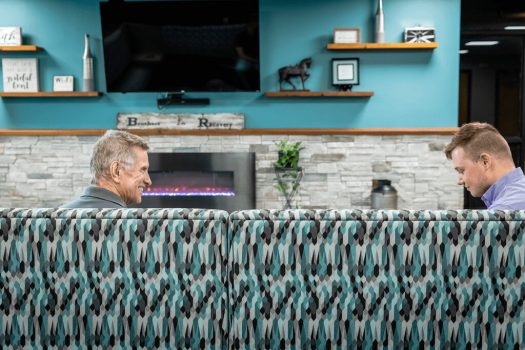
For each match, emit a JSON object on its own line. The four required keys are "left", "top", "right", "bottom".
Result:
{"left": 117, "top": 112, "right": 244, "bottom": 130}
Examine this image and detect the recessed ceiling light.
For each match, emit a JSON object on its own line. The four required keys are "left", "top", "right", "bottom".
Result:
{"left": 465, "top": 41, "right": 499, "bottom": 46}
{"left": 505, "top": 26, "right": 525, "bottom": 30}
{"left": 459, "top": 50, "right": 469, "bottom": 54}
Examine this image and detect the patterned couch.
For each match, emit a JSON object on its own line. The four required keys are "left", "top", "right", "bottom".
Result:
{"left": 1, "top": 208, "right": 525, "bottom": 349}
{"left": 0, "top": 208, "right": 229, "bottom": 349}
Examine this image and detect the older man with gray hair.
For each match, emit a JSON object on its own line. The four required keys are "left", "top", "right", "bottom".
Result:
{"left": 62, "top": 130, "right": 152, "bottom": 208}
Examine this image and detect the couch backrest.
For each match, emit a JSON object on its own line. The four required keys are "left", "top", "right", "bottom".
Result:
{"left": 228, "top": 209, "right": 525, "bottom": 349}
{"left": 0, "top": 208, "right": 229, "bottom": 349}
{"left": 3, "top": 208, "right": 525, "bottom": 349}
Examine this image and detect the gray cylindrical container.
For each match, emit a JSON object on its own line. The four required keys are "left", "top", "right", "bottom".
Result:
{"left": 82, "top": 34, "right": 94, "bottom": 92}
{"left": 375, "top": 0, "right": 385, "bottom": 43}
{"left": 371, "top": 179, "right": 397, "bottom": 209}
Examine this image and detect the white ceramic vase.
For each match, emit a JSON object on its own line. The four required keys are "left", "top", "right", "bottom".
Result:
{"left": 375, "top": 0, "right": 385, "bottom": 43}
{"left": 82, "top": 33, "right": 94, "bottom": 91}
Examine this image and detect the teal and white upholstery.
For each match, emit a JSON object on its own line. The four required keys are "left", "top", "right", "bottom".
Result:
{"left": 2, "top": 208, "right": 525, "bottom": 348}
{"left": 228, "top": 209, "right": 525, "bottom": 349}
{"left": 0, "top": 208, "right": 228, "bottom": 349}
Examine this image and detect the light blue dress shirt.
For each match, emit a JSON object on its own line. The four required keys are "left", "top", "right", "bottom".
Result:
{"left": 481, "top": 167, "right": 525, "bottom": 210}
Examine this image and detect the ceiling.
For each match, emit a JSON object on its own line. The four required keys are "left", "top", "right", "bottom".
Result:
{"left": 462, "top": 0, "right": 525, "bottom": 32}
{"left": 461, "top": 0, "right": 525, "bottom": 56}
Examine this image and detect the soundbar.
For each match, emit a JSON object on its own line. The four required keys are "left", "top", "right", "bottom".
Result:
{"left": 157, "top": 92, "right": 210, "bottom": 109}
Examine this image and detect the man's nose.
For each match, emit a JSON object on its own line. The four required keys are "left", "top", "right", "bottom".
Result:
{"left": 144, "top": 172, "right": 152, "bottom": 186}
{"left": 457, "top": 176, "right": 464, "bottom": 186}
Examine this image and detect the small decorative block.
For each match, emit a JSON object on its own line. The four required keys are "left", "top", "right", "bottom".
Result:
{"left": 53, "top": 75, "right": 74, "bottom": 92}
{"left": 0, "top": 27, "right": 22, "bottom": 46}
{"left": 404, "top": 27, "right": 436, "bottom": 43}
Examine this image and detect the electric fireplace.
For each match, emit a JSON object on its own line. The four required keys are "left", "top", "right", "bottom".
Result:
{"left": 135, "top": 152, "right": 255, "bottom": 211}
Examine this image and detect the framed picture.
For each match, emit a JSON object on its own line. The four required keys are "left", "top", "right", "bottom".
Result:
{"left": 2, "top": 58, "right": 39, "bottom": 92}
{"left": 0, "top": 27, "right": 22, "bottom": 46}
{"left": 333, "top": 28, "right": 360, "bottom": 44}
{"left": 332, "top": 58, "right": 359, "bottom": 90}
{"left": 53, "top": 75, "right": 74, "bottom": 92}
{"left": 404, "top": 27, "right": 436, "bottom": 43}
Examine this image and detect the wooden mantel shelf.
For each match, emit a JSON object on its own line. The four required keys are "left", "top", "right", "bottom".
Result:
{"left": 0, "top": 45, "right": 43, "bottom": 52}
{"left": 326, "top": 42, "right": 439, "bottom": 50}
{"left": 265, "top": 91, "right": 373, "bottom": 97}
{"left": 0, "top": 128, "right": 458, "bottom": 137}
{"left": 0, "top": 91, "right": 102, "bottom": 97}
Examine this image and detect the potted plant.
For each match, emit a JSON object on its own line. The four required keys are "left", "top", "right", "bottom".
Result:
{"left": 274, "top": 141, "right": 304, "bottom": 209}
{"left": 274, "top": 140, "right": 303, "bottom": 169}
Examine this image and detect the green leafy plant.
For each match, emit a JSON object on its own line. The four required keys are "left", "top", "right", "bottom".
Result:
{"left": 274, "top": 141, "right": 304, "bottom": 208}
{"left": 274, "top": 141, "right": 303, "bottom": 169}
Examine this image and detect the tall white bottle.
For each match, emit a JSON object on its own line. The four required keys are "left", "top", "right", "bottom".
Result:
{"left": 375, "top": 0, "right": 385, "bottom": 43}
{"left": 82, "top": 34, "right": 94, "bottom": 91}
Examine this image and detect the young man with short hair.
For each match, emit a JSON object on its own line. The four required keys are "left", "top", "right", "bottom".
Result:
{"left": 445, "top": 122, "right": 525, "bottom": 210}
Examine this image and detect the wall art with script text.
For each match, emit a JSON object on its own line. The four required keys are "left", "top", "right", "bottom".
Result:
{"left": 2, "top": 58, "right": 39, "bottom": 92}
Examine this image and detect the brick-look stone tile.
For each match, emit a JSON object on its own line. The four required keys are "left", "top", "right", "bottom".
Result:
{"left": 3, "top": 134, "right": 463, "bottom": 209}
{"left": 311, "top": 153, "right": 346, "bottom": 162}
{"left": 249, "top": 144, "right": 269, "bottom": 153}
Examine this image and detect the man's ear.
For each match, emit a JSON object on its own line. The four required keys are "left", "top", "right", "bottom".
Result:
{"left": 479, "top": 153, "right": 492, "bottom": 169}
{"left": 109, "top": 161, "right": 121, "bottom": 183}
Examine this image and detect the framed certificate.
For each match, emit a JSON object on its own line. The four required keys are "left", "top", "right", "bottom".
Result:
{"left": 333, "top": 28, "right": 360, "bottom": 44}
{"left": 332, "top": 58, "right": 359, "bottom": 90}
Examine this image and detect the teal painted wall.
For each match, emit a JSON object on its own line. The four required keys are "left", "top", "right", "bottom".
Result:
{"left": 0, "top": 0, "right": 460, "bottom": 129}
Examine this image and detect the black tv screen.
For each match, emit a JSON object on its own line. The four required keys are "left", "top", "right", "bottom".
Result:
{"left": 99, "top": 0, "right": 260, "bottom": 93}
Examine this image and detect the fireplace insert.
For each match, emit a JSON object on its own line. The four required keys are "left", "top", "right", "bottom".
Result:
{"left": 134, "top": 152, "right": 255, "bottom": 211}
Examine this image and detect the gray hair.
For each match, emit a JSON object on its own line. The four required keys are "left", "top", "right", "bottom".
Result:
{"left": 90, "top": 130, "right": 149, "bottom": 184}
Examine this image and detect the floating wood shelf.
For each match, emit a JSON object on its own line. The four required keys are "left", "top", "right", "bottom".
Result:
{"left": 265, "top": 91, "right": 373, "bottom": 97}
{"left": 0, "top": 91, "right": 102, "bottom": 97}
{"left": 326, "top": 42, "right": 439, "bottom": 50}
{"left": 0, "top": 45, "right": 43, "bottom": 52}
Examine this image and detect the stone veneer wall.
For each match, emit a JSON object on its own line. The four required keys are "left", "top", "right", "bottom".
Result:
{"left": 0, "top": 134, "right": 462, "bottom": 209}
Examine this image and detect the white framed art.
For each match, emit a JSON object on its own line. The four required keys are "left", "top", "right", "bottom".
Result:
{"left": 2, "top": 58, "right": 39, "bottom": 92}
{"left": 332, "top": 57, "right": 360, "bottom": 89}
{"left": 333, "top": 28, "right": 360, "bottom": 44}
{"left": 0, "top": 27, "right": 22, "bottom": 46}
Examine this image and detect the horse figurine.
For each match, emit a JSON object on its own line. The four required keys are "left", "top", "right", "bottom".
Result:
{"left": 278, "top": 57, "right": 312, "bottom": 91}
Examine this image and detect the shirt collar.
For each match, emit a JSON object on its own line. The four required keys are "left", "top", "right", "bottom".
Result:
{"left": 83, "top": 185, "right": 127, "bottom": 207}
{"left": 482, "top": 167, "right": 524, "bottom": 208}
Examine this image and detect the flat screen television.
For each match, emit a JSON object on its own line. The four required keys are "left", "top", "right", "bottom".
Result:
{"left": 99, "top": 0, "right": 260, "bottom": 93}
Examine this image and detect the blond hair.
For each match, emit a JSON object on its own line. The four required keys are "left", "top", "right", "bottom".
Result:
{"left": 90, "top": 130, "right": 149, "bottom": 184}
{"left": 444, "top": 122, "right": 512, "bottom": 161}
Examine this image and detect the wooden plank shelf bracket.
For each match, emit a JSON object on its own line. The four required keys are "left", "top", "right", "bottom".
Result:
{"left": 264, "top": 91, "right": 373, "bottom": 97}
{"left": 0, "top": 45, "right": 43, "bottom": 52}
{"left": 326, "top": 42, "right": 439, "bottom": 50}
{"left": 0, "top": 91, "right": 102, "bottom": 97}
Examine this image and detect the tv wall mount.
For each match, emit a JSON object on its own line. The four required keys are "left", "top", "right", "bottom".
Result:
{"left": 157, "top": 92, "right": 210, "bottom": 109}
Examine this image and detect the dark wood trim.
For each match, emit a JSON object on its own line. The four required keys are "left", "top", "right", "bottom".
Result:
{"left": 0, "top": 128, "right": 458, "bottom": 137}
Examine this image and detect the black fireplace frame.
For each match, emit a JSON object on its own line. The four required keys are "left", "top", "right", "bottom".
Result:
{"left": 136, "top": 152, "right": 255, "bottom": 211}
